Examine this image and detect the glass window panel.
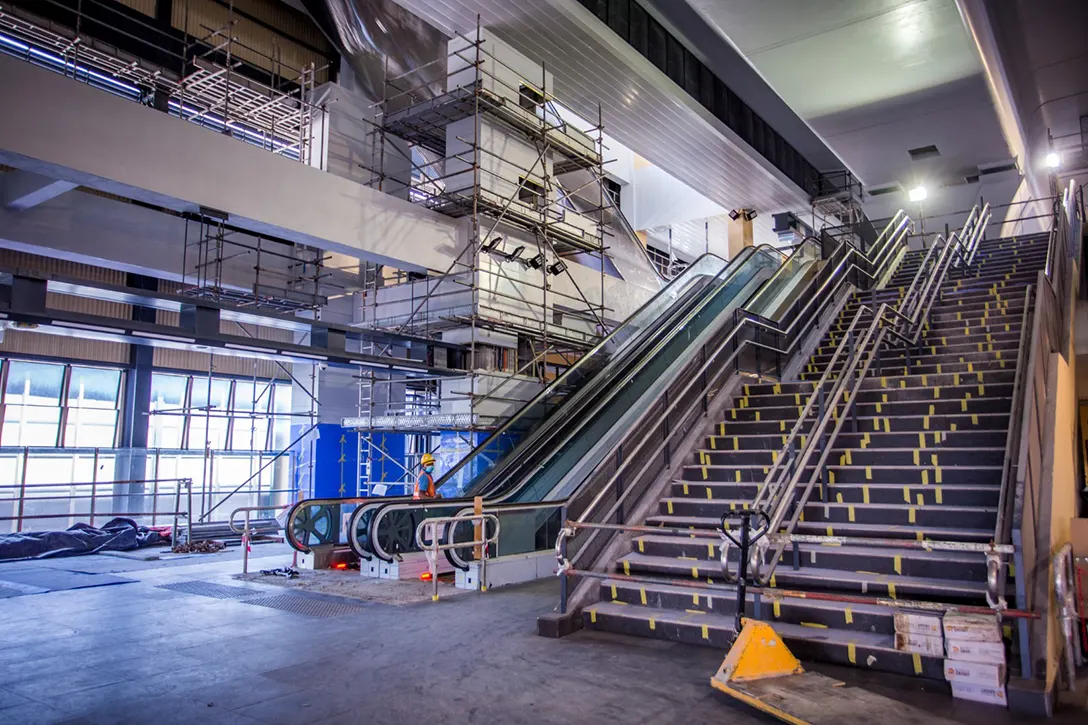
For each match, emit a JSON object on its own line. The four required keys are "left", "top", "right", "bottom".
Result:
{"left": 65, "top": 409, "right": 119, "bottom": 448}
{"left": 2, "top": 407, "right": 61, "bottom": 446}
{"left": 148, "top": 413, "right": 184, "bottom": 449}
{"left": 150, "top": 373, "right": 187, "bottom": 410}
{"left": 189, "top": 378, "right": 231, "bottom": 415}
{"left": 5, "top": 361, "right": 64, "bottom": 405}
{"left": 272, "top": 383, "right": 293, "bottom": 414}
{"left": 68, "top": 367, "right": 121, "bottom": 409}
{"left": 230, "top": 418, "right": 269, "bottom": 451}
{"left": 272, "top": 417, "right": 292, "bottom": 451}
{"left": 187, "top": 416, "right": 229, "bottom": 451}
{"left": 233, "top": 381, "right": 272, "bottom": 414}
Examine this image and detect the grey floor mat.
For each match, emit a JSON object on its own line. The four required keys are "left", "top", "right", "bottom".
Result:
{"left": 0, "top": 568, "right": 135, "bottom": 593}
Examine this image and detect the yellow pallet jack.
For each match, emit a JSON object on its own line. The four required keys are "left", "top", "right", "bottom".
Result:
{"left": 711, "top": 619, "right": 958, "bottom": 725}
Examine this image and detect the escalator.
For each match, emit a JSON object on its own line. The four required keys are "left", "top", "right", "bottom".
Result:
{"left": 285, "top": 245, "right": 783, "bottom": 554}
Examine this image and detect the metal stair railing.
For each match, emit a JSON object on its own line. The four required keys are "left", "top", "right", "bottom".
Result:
{"left": 991, "top": 184, "right": 1082, "bottom": 679}
{"left": 746, "top": 208, "right": 988, "bottom": 586}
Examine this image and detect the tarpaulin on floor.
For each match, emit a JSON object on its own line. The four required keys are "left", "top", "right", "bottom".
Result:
{"left": 0, "top": 518, "right": 168, "bottom": 560}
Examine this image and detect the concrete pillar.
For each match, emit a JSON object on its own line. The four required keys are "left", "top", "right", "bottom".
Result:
{"left": 119, "top": 274, "right": 157, "bottom": 515}
{"left": 728, "top": 211, "right": 755, "bottom": 260}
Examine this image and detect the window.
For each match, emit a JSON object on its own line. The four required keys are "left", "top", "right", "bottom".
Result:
{"left": 0, "top": 361, "right": 122, "bottom": 447}
{"left": 2, "top": 361, "right": 64, "bottom": 446}
{"left": 518, "top": 176, "right": 546, "bottom": 207}
{"left": 147, "top": 372, "right": 292, "bottom": 452}
{"left": 148, "top": 373, "right": 188, "bottom": 448}
{"left": 64, "top": 367, "right": 122, "bottom": 447}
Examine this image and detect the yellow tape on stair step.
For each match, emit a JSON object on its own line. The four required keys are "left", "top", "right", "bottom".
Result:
{"left": 935, "top": 487, "right": 943, "bottom": 504}
{"left": 913, "top": 653, "right": 922, "bottom": 675}
{"left": 702, "top": 467, "right": 708, "bottom": 480}
{"left": 913, "top": 450, "right": 920, "bottom": 465}
{"left": 921, "top": 469, "right": 929, "bottom": 485}
{"left": 917, "top": 493, "right": 925, "bottom": 507}
{"left": 735, "top": 470, "right": 742, "bottom": 483}
{"left": 862, "top": 486, "right": 870, "bottom": 504}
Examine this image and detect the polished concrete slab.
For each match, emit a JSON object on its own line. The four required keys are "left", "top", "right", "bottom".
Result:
{"left": 0, "top": 546, "right": 1082, "bottom": 724}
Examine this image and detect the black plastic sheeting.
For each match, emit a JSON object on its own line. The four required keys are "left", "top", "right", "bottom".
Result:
{"left": 0, "top": 518, "right": 168, "bottom": 560}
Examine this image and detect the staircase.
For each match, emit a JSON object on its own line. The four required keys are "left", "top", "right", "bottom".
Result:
{"left": 582, "top": 232, "right": 1049, "bottom": 679}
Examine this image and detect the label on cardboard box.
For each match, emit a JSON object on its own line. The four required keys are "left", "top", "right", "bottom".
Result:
{"left": 943, "top": 659, "right": 1006, "bottom": 687}
{"left": 942, "top": 612, "right": 1001, "bottom": 642}
{"left": 895, "top": 631, "right": 945, "bottom": 656}
{"left": 894, "top": 610, "right": 942, "bottom": 636}
{"left": 951, "top": 681, "right": 1008, "bottom": 707}
{"left": 946, "top": 639, "right": 1006, "bottom": 664}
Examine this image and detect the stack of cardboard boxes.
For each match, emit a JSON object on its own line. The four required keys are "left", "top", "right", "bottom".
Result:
{"left": 892, "top": 609, "right": 1008, "bottom": 708}
{"left": 893, "top": 610, "right": 945, "bottom": 656}
{"left": 943, "top": 612, "right": 1007, "bottom": 707}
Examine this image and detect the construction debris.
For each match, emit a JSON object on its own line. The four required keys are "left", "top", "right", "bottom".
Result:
{"left": 172, "top": 540, "right": 226, "bottom": 554}
{"left": 260, "top": 566, "right": 300, "bottom": 579}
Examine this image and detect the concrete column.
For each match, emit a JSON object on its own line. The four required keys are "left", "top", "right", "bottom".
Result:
{"left": 119, "top": 274, "right": 157, "bottom": 515}
{"left": 728, "top": 211, "right": 755, "bottom": 260}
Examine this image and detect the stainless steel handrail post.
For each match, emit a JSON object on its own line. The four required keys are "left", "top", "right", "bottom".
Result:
{"left": 414, "top": 514, "right": 500, "bottom": 600}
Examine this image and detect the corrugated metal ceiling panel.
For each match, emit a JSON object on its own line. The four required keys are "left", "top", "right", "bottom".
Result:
{"left": 389, "top": 0, "right": 810, "bottom": 215}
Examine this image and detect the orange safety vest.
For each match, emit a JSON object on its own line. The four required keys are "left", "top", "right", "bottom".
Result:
{"left": 413, "top": 472, "right": 436, "bottom": 500}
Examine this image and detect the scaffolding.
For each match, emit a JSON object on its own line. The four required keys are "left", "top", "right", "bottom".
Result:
{"left": 345, "top": 24, "right": 617, "bottom": 495}
{"left": 0, "top": 0, "right": 326, "bottom": 164}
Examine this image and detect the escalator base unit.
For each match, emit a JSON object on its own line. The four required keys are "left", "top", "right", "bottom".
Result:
{"left": 298, "top": 545, "right": 358, "bottom": 571}
{"left": 363, "top": 551, "right": 453, "bottom": 581}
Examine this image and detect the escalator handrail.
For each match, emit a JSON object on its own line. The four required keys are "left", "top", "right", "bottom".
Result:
{"left": 426, "top": 250, "right": 744, "bottom": 494}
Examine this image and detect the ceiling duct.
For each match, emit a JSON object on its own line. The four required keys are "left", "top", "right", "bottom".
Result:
{"left": 301, "top": 0, "right": 447, "bottom": 105}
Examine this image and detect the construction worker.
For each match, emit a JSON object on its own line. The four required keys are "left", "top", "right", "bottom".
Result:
{"left": 413, "top": 453, "right": 441, "bottom": 500}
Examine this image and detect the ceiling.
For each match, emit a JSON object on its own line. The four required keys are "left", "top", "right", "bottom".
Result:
{"left": 684, "top": 0, "right": 1015, "bottom": 191}
{"left": 688, "top": 0, "right": 982, "bottom": 119}
{"left": 382, "top": 0, "right": 812, "bottom": 215}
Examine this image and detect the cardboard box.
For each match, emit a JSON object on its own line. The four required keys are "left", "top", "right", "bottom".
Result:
{"left": 943, "top": 612, "right": 1001, "bottom": 642}
{"left": 946, "top": 639, "right": 1006, "bottom": 664}
{"left": 894, "top": 611, "right": 942, "bottom": 636}
{"left": 950, "top": 681, "right": 1008, "bottom": 707}
{"left": 943, "top": 659, "right": 1006, "bottom": 687}
{"left": 895, "top": 631, "right": 945, "bottom": 656}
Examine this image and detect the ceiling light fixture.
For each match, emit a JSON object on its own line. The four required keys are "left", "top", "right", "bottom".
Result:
{"left": 743, "top": 210, "right": 758, "bottom": 222}
{"left": 728, "top": 210, "right": 740, "bottom": 221}
{"left": 908, "top": 185, "right": 927, "bottom": 202}
{"left": 1045, "top": 152, "right": 1060, "bottom": 169}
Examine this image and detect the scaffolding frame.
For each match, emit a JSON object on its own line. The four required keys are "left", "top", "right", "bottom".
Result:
{"left": 1, "top": 0, "right": 327, "bottom": 164}
{"left": 346, "top": 22, "right": 617, "bottom": 495}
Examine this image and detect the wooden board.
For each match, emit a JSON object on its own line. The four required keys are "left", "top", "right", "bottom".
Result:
{"left": 712, "top": 671, "right": 960, "bottom": 725}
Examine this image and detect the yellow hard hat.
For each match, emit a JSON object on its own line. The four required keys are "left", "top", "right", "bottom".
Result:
{"left": 421, "top": 453, "right": 435, "bottom": 466}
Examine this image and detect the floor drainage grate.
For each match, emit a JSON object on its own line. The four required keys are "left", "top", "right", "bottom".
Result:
{"left": 156, "top": 580, "right": 263, "bottom": 600}
{"left": 242, "top": 594, "right": 366, "bottom": 618}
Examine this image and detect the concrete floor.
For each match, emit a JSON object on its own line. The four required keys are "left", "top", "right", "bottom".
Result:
{"left": 0, "top": 545, "right": 1082, "bottom": 724}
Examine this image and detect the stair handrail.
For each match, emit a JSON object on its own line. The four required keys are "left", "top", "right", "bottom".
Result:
{"left": 749, "top": 235, "right": 955, "bottom": 526}
{"left": 558, "top": 213, "right": 914, "bottom": 580}
{"left": 991, "top": 187, "right": 1081, "bottom": 625}
{"left": 750, "top": 207, "right": 980, "bottom": 519}
{"left": 749, "top": 209, "right": 986, "bottom": 586}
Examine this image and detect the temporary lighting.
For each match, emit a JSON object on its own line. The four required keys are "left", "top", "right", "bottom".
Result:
{"left": 547, "top": 261, "right": 568, "bottom": 276}
{"left": 1045, "top": 152, "right": 1060, "bottom": 169}
{"left": 908, "top": 185, "right": 927, "bottom": 202}
{"left": 505, "top": 246, "right": 525, "bottom": 261}
{"left": 480, "top": 236, "right": 504, "bottom": 254}
{"left": 743, "top": 210, "right": 758, "bottom": 222}
{"left": 525, "top": 253, "right": 546, "bottom": 269}
{"left": 728, "top": 209, "right": 741, "bottom": 221}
